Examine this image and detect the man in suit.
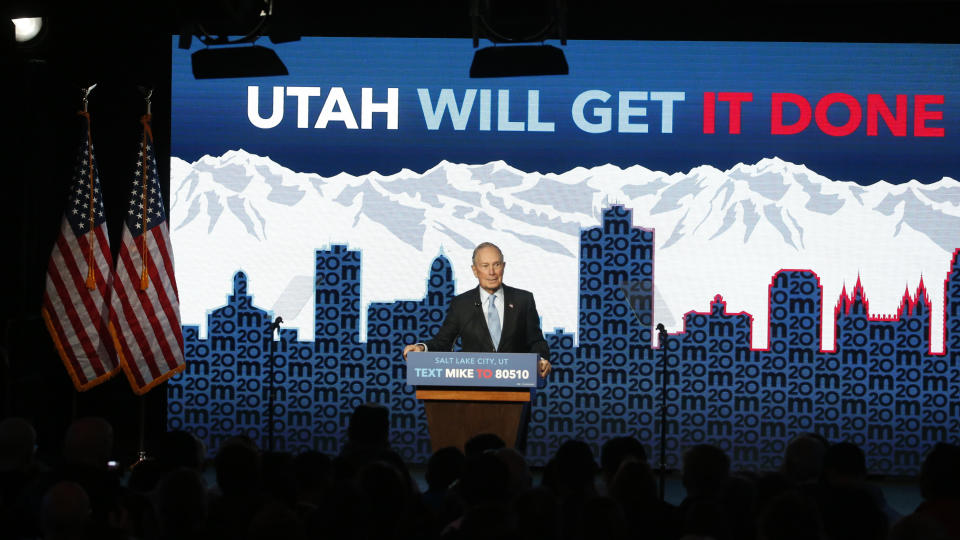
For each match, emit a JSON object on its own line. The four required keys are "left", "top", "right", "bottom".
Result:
{"left": 403, "top": 242, "right": 551, "bottom": 378}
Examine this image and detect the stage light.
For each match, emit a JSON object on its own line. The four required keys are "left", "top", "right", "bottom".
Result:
{"left": 191, "top": 45, "right": 288, "bottom": 79}
{"left": 178, "top": 0, "right": 298, "bottom": 79}
{"left": 470, "top": 44, "right": 568, "bottom": 78}
{"left": 469, "top": 0, "right": 568, "bottom": 78}
{"left": 12, "top": 17, "right": 42, "bottom": 43}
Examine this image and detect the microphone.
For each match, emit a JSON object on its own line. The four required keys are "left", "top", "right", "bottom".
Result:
{"left": 267, "top": 316, "right": 283, "bottom": 334}
{"left": 656, "top": 323, "right": 667, "bottom": 346}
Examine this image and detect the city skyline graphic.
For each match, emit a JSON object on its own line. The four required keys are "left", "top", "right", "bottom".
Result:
{"left": 167, "top": 205, "right": 960, "bottom": 474}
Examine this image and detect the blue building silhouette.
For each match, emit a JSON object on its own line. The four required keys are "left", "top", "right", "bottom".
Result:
{"left": 168, "top": 206, "right": 959, "bottom": 473}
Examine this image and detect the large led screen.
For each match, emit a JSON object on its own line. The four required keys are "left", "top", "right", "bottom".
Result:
{"left": 169, "top": 38, "right": 960, "bottom": 473}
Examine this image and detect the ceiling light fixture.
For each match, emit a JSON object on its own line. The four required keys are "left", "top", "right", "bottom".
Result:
{"left": 469, "top": 0, "right": 568, "bottom": 78}
{"left": 12, "top": 16, "right": 42, "bottom": 44}
{"left": 178, "top": 0, "right": 296, "bottom": 79}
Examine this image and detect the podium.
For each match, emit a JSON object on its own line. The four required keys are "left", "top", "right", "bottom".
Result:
{"left": 407, "top": 351, "right": 538, "bottom": 452}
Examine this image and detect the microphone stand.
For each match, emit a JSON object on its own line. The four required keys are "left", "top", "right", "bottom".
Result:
{"left": 265, "top": 316, "right": 282, "bottom": 452}
{"left": 617, "top": 282, "right": 671, "bottom": 500}
{"left": 656, "top": 323, "right": 669, "bottom": 501}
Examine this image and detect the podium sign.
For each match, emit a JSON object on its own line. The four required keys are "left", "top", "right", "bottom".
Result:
{"left": 406, "top": 351, "right": 538, "bottom": 388}
{"left": 408, "top": 351, "right": 537, "bottom": 451}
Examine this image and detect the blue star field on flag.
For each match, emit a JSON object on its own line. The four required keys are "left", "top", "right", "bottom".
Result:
{"left": 125, "top": 140, "right": 167, "bottom": 234}
{"left": 66, "top": 141, "right": 107, "bottom": 235}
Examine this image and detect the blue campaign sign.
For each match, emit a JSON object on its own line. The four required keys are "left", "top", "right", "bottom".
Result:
{"left": 406, "top": 352, "right": 538, "bottom": 388}
{"left": 168, "top": 37, "right": 960, "bottom": 474}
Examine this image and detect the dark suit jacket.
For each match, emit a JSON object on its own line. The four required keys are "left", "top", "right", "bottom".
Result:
{"left": 425, "top": 284, "right": 550, "bottom": 360}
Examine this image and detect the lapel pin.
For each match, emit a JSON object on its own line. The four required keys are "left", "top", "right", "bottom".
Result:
{"left": 509, "top": 304, "right": 514, "bottom": 309}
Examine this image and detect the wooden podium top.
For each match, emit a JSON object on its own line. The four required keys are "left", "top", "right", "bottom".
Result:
{"left": 415, "top": 388, "right": 531, "bottom": 402}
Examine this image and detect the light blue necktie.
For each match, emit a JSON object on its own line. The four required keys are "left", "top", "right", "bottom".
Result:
{"left": 487, "top": 294, "right": 501, "bottom": 349}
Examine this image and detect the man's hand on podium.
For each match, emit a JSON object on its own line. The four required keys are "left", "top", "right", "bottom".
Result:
{"left": 539, "top": 357, "right": 551, "bottom": 378}
{"left": 402, "top": 343, "right": 425, "bottom": 360}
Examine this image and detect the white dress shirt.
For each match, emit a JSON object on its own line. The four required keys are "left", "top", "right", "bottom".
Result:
{"left": 478, "top": 287, "right": 504, "bottom": 335}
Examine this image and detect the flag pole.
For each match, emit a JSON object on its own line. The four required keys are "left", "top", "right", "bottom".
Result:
{"left": 131, "top": 88, "right": 154, "bottom": 470}
{"left": 1, "top": 320, "right": 9, "bottom": 416}
{"left": 133, "top": 394, "right": 147, "bottom": 467}
{"left": 80, "top": 84, "right": 98, "bottom": 290}
{"left": 266, "top": 317, "right": 282, "bottom": 453}
{"left": 138, "top": 88, "right": 154, "bottom": 291}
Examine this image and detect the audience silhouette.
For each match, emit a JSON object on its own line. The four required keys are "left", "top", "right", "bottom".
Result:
{"left": 1, "top": 409, "right": 958, "bottom": 540}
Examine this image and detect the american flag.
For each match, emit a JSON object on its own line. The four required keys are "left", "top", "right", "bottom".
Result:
{"left": 108, "top": 114, "right": 185, "bottom": 394}
{"left": 41, "top": 112, "right": 119, "bottom": 391}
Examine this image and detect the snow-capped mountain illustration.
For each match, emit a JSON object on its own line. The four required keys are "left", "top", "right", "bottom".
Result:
{"left": 169, "top": 150, "right": 959, "bottom": 351}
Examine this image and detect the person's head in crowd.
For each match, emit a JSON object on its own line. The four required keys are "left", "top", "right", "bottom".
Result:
{"left": 804, "top": 432, "right": 830, "bottom": 448}
{"left": 782, "top": 433, "right": 826, "bottom": 485}
{"left": 682, "top": 444, "right": 730, "bottom": 498}
{"left": 822, "top": 442, "right": 867, "bottom": 486}
{"left": 458, "top": 452, "right": 510, "bottom": 507}
{"left": 458, "top": 501, "right": 516, "bottom": 540}
{"left": 754, "top": 471, "right": 797, "bottom": 516}
{"left": 681, "top": 497, "right": 730, "bottom": 540}
{"left": 757, "top": 490, "right": 824, "bottom": 540}
{"left": 578, "top": 496, "right": 628, "bottom": 540}
{"left": 222, "top": 433, "right": 257, "bottom": 448}
{"left": 817, "top": 483, "right": 887, "bottom": 540}
{"left": 610, "top": 459, "right": 657, "bottom": 505}
{"left": 346, "top": 403, "right": 390, "bottom": 449}
{"left": 156, "top": 429, "right": 205, "bottom": 472}
{"left": 40, "top": 481, "right": 91, "bottom": 540}
{"left": 552, "top": 440, "right": 599, "bottom": 496}
{"left": 262, "top": 451, "right": 298, "bottom": 508}
{"left": 156, "top": 467, "right": 207, "bottom": 539}
{"left": 919, "top": 442, "right": 960, "bottom": 501}
{"left": 494, "top": 447, "right": 533, "bottom": 497}
{"left": 129, "top": 430, "right": 206, "bottom": 493}
{"left": 724, "top": 474, "right": 759, "bottom": 539}
{"left": 248, "top": 500, "right": 305, "bottom": 540}
{"left": 292, "top": 450, "right": 332, "bottom": 504}
{"left": 359, "top": 460, "right": 407, "bottom": 502}
{"left": 374, "top": 449, "right": 418, "bottom": 495}
{"left": 0, "top": 416, "right": 37, "bottom": 472}
{"left": 63, "top": 417, "right": 113, "bottom": 469}
{"left": 214, "top": 438, "right": 261, "bottom": 496}
{"left": 513, "top": 487, "right": 560, "bottom": 540}
{"left": 56, "top": 421, "right": 124, "bottom": 538}
{"left": 426, "top": 446, "right": 464, "bottom": 493}
{"left": 356, "top": 460, "right": 410, "bottom": 538}
{"left": 464, "top": 432, "right": 505, "bottom": 458}
{"left": 600, "top": 436, "right": 647, "bottom": 487}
